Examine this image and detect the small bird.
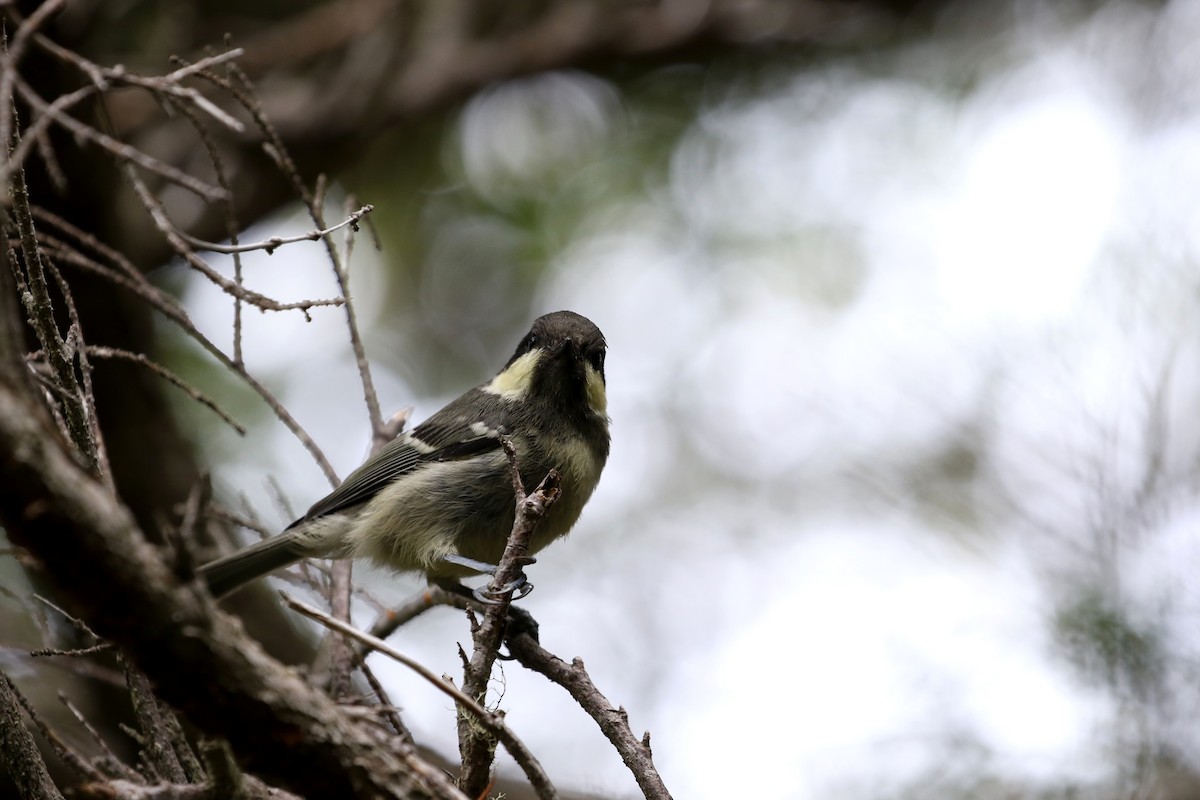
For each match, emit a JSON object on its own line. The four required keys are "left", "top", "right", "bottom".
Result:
{"left": 199, "top": 311, "right": 610, "bottom": 601}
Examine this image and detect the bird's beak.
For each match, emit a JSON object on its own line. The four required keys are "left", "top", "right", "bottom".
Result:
{"left": 556, "top": 337, "right": 578, "bottom": 359}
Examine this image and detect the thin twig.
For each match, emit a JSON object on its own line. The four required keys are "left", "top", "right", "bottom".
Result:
{"left": 507, "top": 633, "right": 674, "bottom": 800}
{"left": 281, "top": 593, "right": 558, "bottom": 798}
{"left": 178, "top": 205, "right": 375, "bottom": 255}
{"left": 324, "top": 194, "right": 383, "bottom": 436}
{"left": 6, "top": 127, "right": 99, "bottom": 474}
{"left": 0, "top": 645, "right": 126, "bottom": 689}
{"left": 32, "top": 593, "right": 100, "bottom": 640}
{"left": 355, "top": 655, "right": 414, "bottom": 744}
{"left": 158, "top": 91, "right": 246, "bottom": 368}
{"left": 367, "top": 585, "right": 469, "bottom": 643}
{"left": 25, "top": 30, "right": 244, "bottom": 130}
{"left": 119, "top": 166, "right": 341, "bottom": 484}
{"left": 30, "top": 643, "right": 112, "bottom": 658}
{"left": 12, "top": 78, "right": 227, "bottom": 201}
{"left": 324, "top": 397, "right": 403, "bottom": 696}
{"left": 7, "top": 669, "right": 103, "bottom": 783}
{"left": 44, "top": 261, "right": 115, "bottom": 490}
{"left": 196, "top": 60, "right": 388, "bottom": 445}
{"left": 5, "top": 81, "right": 98, "bottom": 179}
{"left": 325, "top": 554, "right": 355, "bottom": 700}
{"left": 37, "top": 224, "right": 338, "bottom": 484}
{"left": 31, "top": 120, "right": 65, "bottom": 191}
{"left": 284, "top": 593, "right": 480, "bottom": 707}
{"left": 31, "top": 206, "right": 150, "bottom": 284}
{"left": 0, "top": 0, "right": 67, "bottom": 162}
{"left": 206, "top": 505, "right": 273, "bottom": 539}
{"left": 124, "top": 168, "right": 343, "bottom": 314}
{"left": 58, "top": 692, "right": 143, "bottom": 782}
{"left": 84, "top": 346, "right": 246, "bottom": 435}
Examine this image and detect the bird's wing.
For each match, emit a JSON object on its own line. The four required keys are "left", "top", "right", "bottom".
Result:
{"left": 289, "top": 389, "right": 507, "bottom": 526}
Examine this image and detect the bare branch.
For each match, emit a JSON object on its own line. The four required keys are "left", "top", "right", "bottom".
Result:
{"left": 507, "top": 634, "right": 674, "bottom": 800}
{"left": 367, "top": 585, "right": 469, "bottom": 642}
{"left": 356, "top": 656, "right": 414, "bottom": 743}
{"left": 37, "top": 223, "right": 340, "bottom": 485}
{"left": 124, "top": 169, "right": 344, "bottom": 314}
{"left": 5, "top": 668, "right": 104, "bottom": 784}
{"left": 0, "top": 250, "right": 462, "bottom": 795}
{"left": 458, "top": 437, "right": 561, "bottom": 797}
{"left": 82, "top": 346, "right": 246, "bottom": 435}
{"left": 179, "top": 205, "right": 375, "bottom": 255}
{"left": 321, "top": 193, "right": 384, "bottom": 436}
{"left": 0, "top": 670, "right": 67, "bottom": 800}
{"left": 7, "top": 132, "right": 100, "bottom": 475}
{"left": 29, "top": 642, "right": 112, "bottom": 658}
{"left": 125, "top": 662, "right": 189, "bottom": 783}
{"left": 12, "top": 78, "right": 227, "bottom": 201}
{"left": 324, "top": 556, "right": 355, "bottom": 701}
{"left": 155, "top": 86, "right": 248, "bottom": 368}
{"left": 0, "top": 0, "right": 67, "bottom": 161}
{"left": 282, "top": 593, "right": 555, "bottom": 798}
{"left": 58, "top": 692, "right": 144, "bottom": 782}
{"left": 32, "top": 592, "right": 101, "bottom": 640}
{"left": 43, "top": 261, "right": 114, "bottom": 489}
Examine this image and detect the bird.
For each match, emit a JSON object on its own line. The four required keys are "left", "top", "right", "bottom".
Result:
{"left": 198, "top": 310, "right": 610, "bottom": 603}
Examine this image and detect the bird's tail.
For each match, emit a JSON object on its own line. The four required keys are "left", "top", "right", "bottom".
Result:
{"left": 198, "top": 533, "right": 312, "bottom": 598}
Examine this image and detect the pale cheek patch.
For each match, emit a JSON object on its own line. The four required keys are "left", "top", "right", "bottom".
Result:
{"left": 483, "top": 350, "right": 542, "bottom": 399}
{"left": 584, "top": 364, "right": 607, "bottom": 416}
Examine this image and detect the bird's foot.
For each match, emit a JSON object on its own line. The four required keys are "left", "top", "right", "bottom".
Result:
{"left": 439, "top": 554, "right": 537, "bottom": 604}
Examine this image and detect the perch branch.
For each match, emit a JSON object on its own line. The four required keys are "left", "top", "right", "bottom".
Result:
{"left": 457, "top": 436, "right": 561, "bottom": 798}
{"left": 283, "top": 593, "right": 555, "bottom": 799}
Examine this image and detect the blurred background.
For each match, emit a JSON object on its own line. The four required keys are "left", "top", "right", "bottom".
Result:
{"left": 8, "top": 0, "right": 1200, "bottom": 797}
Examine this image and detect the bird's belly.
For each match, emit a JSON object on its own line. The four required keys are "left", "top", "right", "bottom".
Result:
{"left": 353, "top": 445, "right": 600, "bottom": 578}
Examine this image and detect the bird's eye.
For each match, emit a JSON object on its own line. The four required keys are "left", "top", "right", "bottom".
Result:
{"left": 525, "top": 333, "right": 539, "bottom": 351}
{"left": 588, "top": 349, "right": 605, "bottom": 373}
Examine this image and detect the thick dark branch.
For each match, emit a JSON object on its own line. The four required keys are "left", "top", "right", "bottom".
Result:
{"left": 72, "top": 776, "right": 300, "bottom": 800}
{"left": 0, "top": 671, "right": 66, "bottom": 800}
{"left": 246, "top": 0, "right": 900, "bottom": 141}
{"left": 0, "top": 252, "right": 460, "bottom": 799}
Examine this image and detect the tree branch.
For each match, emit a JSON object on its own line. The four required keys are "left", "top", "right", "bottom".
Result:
{"left": 282, "top": 593, "right": 554, "bottom": 799}
{"left": 507, "top": 633, "right": 674, "bottom": 800}
{"left": 0, "top": 253, "right": 461, "bottom": 799}
{"left": 0, "top": 671, "right": 66, "bottom": 800}
{"left": 457, "top": 437, "right": 561, "bottom": 797}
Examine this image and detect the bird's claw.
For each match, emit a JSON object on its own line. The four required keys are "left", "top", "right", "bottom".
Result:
{"left": 441, "top": 553, "right": 537, "bottom": 604}
{"left": 472, "top": 573, "right": 534, "bottom": 604}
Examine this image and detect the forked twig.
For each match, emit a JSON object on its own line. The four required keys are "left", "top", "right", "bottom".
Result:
{"left": 281, "top": 593, "right": 558, "bottom": 799}
{"left": 179, "top": 205, "right": 374, "bottom": 255}
{"left": 457, "top": 438, "right": 560, "bottom": 797}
